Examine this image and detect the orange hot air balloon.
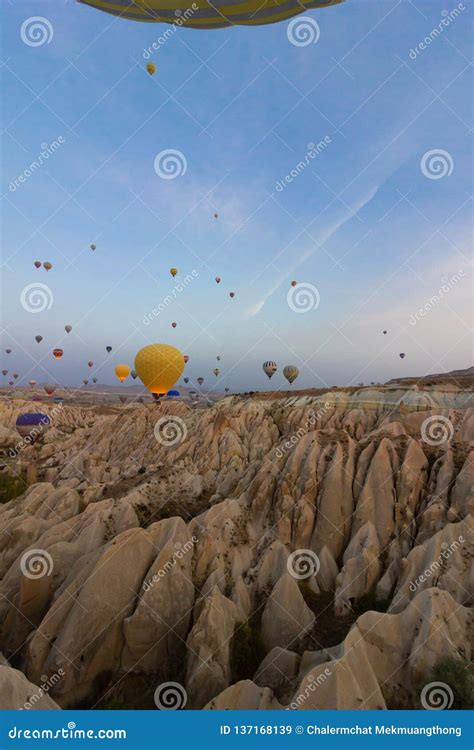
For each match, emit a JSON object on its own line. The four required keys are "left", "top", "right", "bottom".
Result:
{"left": 184, "top": 355, "right": 189, "bottom": 363}
{"left": 43, "top": 262, "right": 52, "bottom": 271}
{"left": 134, "top": 343, "right": 184, "bottom": 398}
{"left": 115, "top": 364, "right": 130, "bottom": 383}
{"left": 53, "top": 349, "right": 63, "bottom": 360}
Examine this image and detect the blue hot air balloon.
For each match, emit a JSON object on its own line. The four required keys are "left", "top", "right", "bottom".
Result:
{"left": 166, "top": 389, "right": 180, "bottom": 398}
{"left": 15, "top": 413, "right": 51, "bottom": 443}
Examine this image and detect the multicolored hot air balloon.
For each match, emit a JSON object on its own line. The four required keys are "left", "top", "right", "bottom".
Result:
{"left": 115, "top": 364, "right": 130, "bottom": 383}
{"left": 134, "top": 343, "right": 184, "bottom": 398}
{"left": 44, "top": 384, "right": 56, "bottom": 395}
{"left": 213, "top": 368, "right": 220, "bottom": 376}
{"left": 35, "top": 335, "right": 43, "bottom": 344}
{"left": 106, "top": 346, "right": 112, "bottom": 353}
{"left": 53, "top": 349, "right": 63, "bottom": 360}
{"left": 170, "top": 268, "right": 178, "bottom": 278}
{"left": 43, "top": 262, "right": 52, "bottom": 271}
{"left": 146, "top": 62, "right": 156, "bottom": 75}
{"left": 77, "top": 0, "right": 343, "bottom": 29}
{"left": 283, "top": 365, "right": 299, "bottom": 385}
{"left": 65, "top": 325, "right": 72, "bottom": 333}
{"left": 28, "top": 380, "right": 37, "bottom": 387}
{"left": 15, "top": 413, "right": 50, "bottom": 442}
{"left": 34, "top": 261, "right": 41, "bottom": 269}
{"left": 263, "top": 361, "right": 277, "bottom": 379}
{"left": 215, "top": 277, "right": 221, "bottom": 284}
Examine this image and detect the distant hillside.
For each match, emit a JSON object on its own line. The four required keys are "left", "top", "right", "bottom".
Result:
{"left": 385, "top": 366, "right": 473, "bottom": 386}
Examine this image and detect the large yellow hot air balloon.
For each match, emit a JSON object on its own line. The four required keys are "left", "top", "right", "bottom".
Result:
{"left": 115, "top": 364, "right": 130, "bottom": 383}
{"left": 78, "top": 0, "right": 343, "bottom": 29}
{"left": 134, "top": 343, "right": 184, "bottom": 398}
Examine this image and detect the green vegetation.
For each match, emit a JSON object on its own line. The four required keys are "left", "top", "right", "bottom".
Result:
{"left": 427, "top": 656, "right": 473, "bottom": 709}
{"left": 0, "top": 472, "right": 27, "bottom": 504}
{"left": 230, "top": 620, "right": 266, "bottom": 683}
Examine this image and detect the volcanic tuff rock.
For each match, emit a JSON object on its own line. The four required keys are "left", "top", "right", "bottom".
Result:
{"left": 0, "top": 384, "right": 472, "bottom": 709}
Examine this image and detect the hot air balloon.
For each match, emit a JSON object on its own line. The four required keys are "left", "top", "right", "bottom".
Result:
{"left": 65, "top": 325, "right": 72, "bottom": 333}
{"left": 92, "top": 377, "right": 98, "bottom": 383}
{"left": 131, "top": 370, "right": 138, "bottom": 379}
{"left": 291, "top": 281, "right": 297, "bottom": 287}
{"left": 83, "top": 379, "right": 89, "bottom": 385}
{"left": 35, "top": 335, "right": 43, "bottom": 344}
{"left": 53, "top": 349, "right": 63, "bottom": 360}
{"left": 115, "top": 364, "right": 130, "bottom": 383}
{"left": 13, "top": 373, "right": 19, "bottom": 380}
{"left": 106, "top": 346, "right": 112, "bottom": 353}
{"left": 44, "top": 384, "right": 56, "bottom": 395}
{"left": 167, "top": 389, "right": 180, "bottom": 397}
{"left": 263, "top": 361, "right": 278, "bottom": 379}
{"left": 183, "top": 355, "right": 189, "bottom": 363}
{"left": 216, "top": 356, "right": 222, "bottom": 361}
{"left": 134, "top": 343, "right": 184, "bottom": 398}
{"left": 399, "top": 353, "right": 406, "bottom": 359}
{"left": 170, "top": 268, "right": 178, "bottom": 278}
{"left": 6, "top": 349, "right": 11, "bottom": 354}
{"left": 213, "top": 368, "right": 220, "bottom": 376}
{"left": 28, "top": 380, "right": 37, "bottom": 387}
{"left": 283, "top": 365, "right": 299, "bottom": 385}
{"left": 171, "top": 322, "right": 177, "bottom": 328}
{"left": 197, "top": 377, "right": 204, "bottom": 386}
{"left": 119, "top": 395, "right": 127, "bottom": 403}
{"left": 184, "top": 377, "right": 189, "bottom": 384}
{"left": 34, "top": 261, "right": 41, "bottom": 269}
{"left": 87, "top": 361, "right": 93, "bottom": 368}
{"left": 225, "top": 387, "right": 229, "bottom": 393}
{"left": 146, "top": 62, "right": 156, "bottom": 75}
{"left": 78, "top": 0, "right": 342, "bottom": 29}
{"left": 43, "top": 262, "right": 52, "bottom": 271}
{"left": 15, "top": 413, "right": 50, "bottom": 442}
{"left": 215, "top": 277, "right": 221, "bottom": 284}
{"left": 383, "top": 330, "right": 387, "bottom": 335}
{"left": 2, "top": 370, "right": 7, "bottom": 376}
{"left": 229, "top": 292, "right": 235, "bottom": 298}
{"left": 8, "top": 380, "right": 13, "bottom": 386}
{"left": 90, "top": 244, "right": 96, "bottom": 251}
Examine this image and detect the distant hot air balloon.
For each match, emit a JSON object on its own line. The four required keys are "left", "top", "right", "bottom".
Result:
{"left": 115, "top": 364, "right": 130, "bottom": 383}
{"left": 13, "top": 373, "right": 19, "bottom": 380}
{"left": 28, "top": 380, "right": 37, "bottom": 387}
{"left": 229, "top": 292, "right": 235, "bottom": 298}
{"left": 171, "top": 322, "right": 177, "bottom": 328}
{"left": 399, "top": 353, "right": 406, "bottom": 359}
{"left": 134, "top": 343, "right": 184, "bottom": 398}
{"left": 87, "top": 361, "right": 93, "bottom": 368}
{"left": 65, "top": 325, "right": 72, "bottom": 333}
{"left": 170, "top": 268, "right": 178, "bottom": 278}
{"left": 197, "top": 377, "right": 204, "bottom": 386}
{"left": 283, "top": 365, "right": 299, "bottom": 385}
{"left": 53, "top": 349, "right": 63, "bottom": 360}
{"left": 216, "top": 356, "right": 222, "bottom": 361}
{"left": 92, "top": 377, "right": 98, "bottom": 383}
{"left": 34, "top": 261, "right": 41, "bottom": 269}
{"left": 106, "top": 346, "right": 112, "bottom": 353}
{"left": 263, "top": 361, "right": 278, "bottom": 379}
{"left": 131, "top": 370, "right": 138, "bottom": 379}
{"left": 1, "top": 370, "right": 7, "bottom": 376}
{"left": 215, "top": 277, "right": 221, "bottom": 284}
{"left": 43, "top": 262, "right": 52, "bottom": 271}
{"left": 35, "top": 335, "right": 43, "bottom": 344}
{"left": 225, "top": 387, "right": 229, "bottom": 393}
{"left": 77, "top": 0, "right": 342, "bottom": 29}
{"left": 167, "top": 389, "right": 180, "bottom": 398}
{"left": 213, "top": 368, "right": 220, "bottom": 376}
{"left": 146, "top": 62, "right": 156, "bottom": 75}
{"left": 184, "top": 377, "right": 189, "bottom": 384}
{"left": 291, "top": 280, "right": 297, "bottom": 287}
{"left": 383, "top": 330, "right": 387, "bottom": 335}
{"left": 15, "top": 413, "right": 50, "bottom": 442}
{"left": 90, "top": 244, "right": 96, "bottom": 251}
{"left": 183, "top": 355, "right": 189, "bottom": 363}
{"left": 8, "top": 380, "right": 13, "bottom": 386}
{"left": 214, "top": 213, "right": 218, "bottom": 219}
{"left": 6, "top": 349, "right": 12, "bottom": 354}
{"left": 119, "top": 395, "right": 127, "bottom": 403}
{"left": 83, "top": 379, "right": 89, "bottom": 385}
{"left": 44, "top": 384, "right": 56, "bottom": 395}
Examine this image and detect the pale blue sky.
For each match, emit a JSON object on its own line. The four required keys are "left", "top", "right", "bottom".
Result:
{"left": 1, "top": 0, "right": 472, "bottom": 391}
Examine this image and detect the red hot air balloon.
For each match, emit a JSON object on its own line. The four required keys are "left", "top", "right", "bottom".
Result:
{"left": 34, "top": 261, "right": 41, "bottom": 269}
{"left": 171, "top": 322, "right": 177, "bottom": 328}
{"left": 184, "top": 355, "right": 189, "bottom": 363}
{"left": 53, "top": 349, "right": 63, "bottom": 360}
{"left": 88, "top": 361, "right": 93, "bottom": 368}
